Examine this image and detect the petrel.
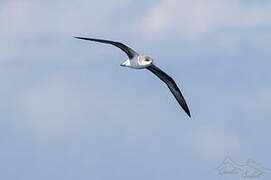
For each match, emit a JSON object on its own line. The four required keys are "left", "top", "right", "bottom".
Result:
{"left": 74, "top": 37, "right": 191, "bottom": 117}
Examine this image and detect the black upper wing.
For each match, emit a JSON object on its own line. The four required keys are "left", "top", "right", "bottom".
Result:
{"left": 147, "top": 64, "right": 191, "bottom": 117}
{"left": 74, "top": 37, "right": 138, "bottom": 59}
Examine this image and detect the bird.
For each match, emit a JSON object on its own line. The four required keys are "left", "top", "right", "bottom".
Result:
{"left": 74, "top": 37, "right": 191, "bottom": 117}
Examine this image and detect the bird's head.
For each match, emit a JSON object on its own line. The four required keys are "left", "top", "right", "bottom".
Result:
{"left": 140, "top": 56, "right": 153, "bottom": 66}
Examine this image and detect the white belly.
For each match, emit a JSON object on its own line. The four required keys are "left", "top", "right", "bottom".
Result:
{"left": 128, "top": 56, "right": 148, "bottom": 69}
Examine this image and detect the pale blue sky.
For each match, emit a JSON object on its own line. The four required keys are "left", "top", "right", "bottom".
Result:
{"left": 1, "top": 0, "right": 271, "bottom": 179}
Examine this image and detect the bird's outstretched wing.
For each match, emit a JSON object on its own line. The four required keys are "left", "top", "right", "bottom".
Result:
{"left": 74, "top": 37, "right": 138, "bottom": 59}
{"left": 147, "top": 64, "right": 191, "bottom": 117}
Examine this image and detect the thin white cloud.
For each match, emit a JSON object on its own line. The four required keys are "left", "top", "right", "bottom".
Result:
{"left": 0, "top": 0, "right": 127, "bottom": 38}
{"left": 186, "top": 127, "right": 240, "bottom": 159}
{"left": 0, "top": 0, "right": 127, "bottom": 61}
{"left": 140, "top": 0, "right": 271, "bottom": 38}
{"left": 23, "top": 75, "right": 94, "bottom": 136}
{"left": 22, "top": 71, "right": 133, "bottom": 138}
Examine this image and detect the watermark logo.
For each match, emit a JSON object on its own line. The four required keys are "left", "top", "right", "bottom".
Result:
{"left": 216, "top": 156, "right": 271, "bottom": 179}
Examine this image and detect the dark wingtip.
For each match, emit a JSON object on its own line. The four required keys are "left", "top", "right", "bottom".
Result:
{"left": 185, "top": 108, "right": 191, "bottom": 118}
{"left": 74, "top": 36, "right": 84, "bottom": 40}
{"left": 181, "top": 102, "right": 191, "bottom": 118}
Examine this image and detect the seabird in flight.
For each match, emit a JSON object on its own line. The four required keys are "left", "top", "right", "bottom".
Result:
{"left": 74, "top": 37, "right": 191, "bottom": 117}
